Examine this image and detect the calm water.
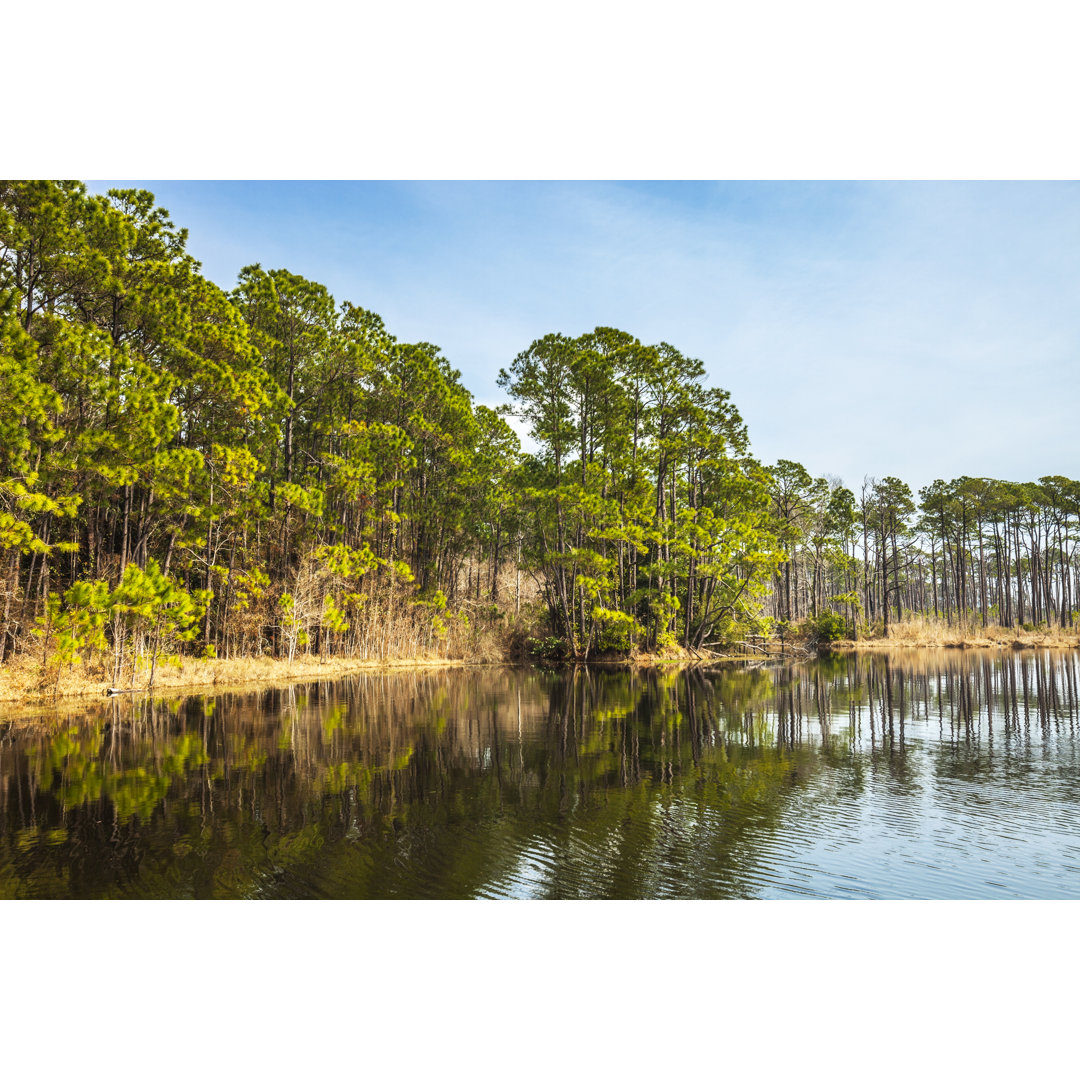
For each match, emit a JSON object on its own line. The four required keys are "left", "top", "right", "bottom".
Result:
{"left": 2, "top": 650, "right": 1080, "bottom": 899}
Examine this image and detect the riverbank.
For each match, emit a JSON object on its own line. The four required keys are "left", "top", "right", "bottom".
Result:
{"left": 0, "top": 652, "right": 480, "bottom": 706}
{"left": 547, "top": 643, "right": 791, "bottom": 669}
{"left": 6, "top": 624, "right": 1078, "bottom": 706}
{"left": 0, "top": 640, "right": 758, "bottom": 706}
{"left": 825, "top": 621, "right": 1080, "bottom": 652}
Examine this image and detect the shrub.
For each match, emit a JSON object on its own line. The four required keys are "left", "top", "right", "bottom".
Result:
{"left": 806, "top": 610, "right": 848, "bottom": 643}
{"left": 526, "top": 636, "right": 570, "bottom": 661}
{"left": 592, "top": 607, "right": 642, "bottom": 654}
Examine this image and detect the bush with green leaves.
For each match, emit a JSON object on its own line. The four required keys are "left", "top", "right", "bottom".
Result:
{"left": 109, "top": 560, "right": 209, "bottom": 686}
{"left": 527, "top": 636, "right": 570, "bottom": 661}
{"left": 35, "top": 579, "right": 112, "bottom": 694}
{"left": 805, "top": 610, "right": 848, "bottom": 643}
{"left": 34, "top": 560, "right": 208, "bottom": 691}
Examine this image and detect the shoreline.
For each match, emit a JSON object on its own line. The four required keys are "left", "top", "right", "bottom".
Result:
{"left": 0, "top": 653, "right": 485, "bottom": 709}
{"left": 824, "top": 630, "right": 1080, "bottom": 652}
{"left": 4, "top": 628, "right": 1080, "bottom": 708}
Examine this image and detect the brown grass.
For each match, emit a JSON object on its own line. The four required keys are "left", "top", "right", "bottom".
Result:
{"left": 0, "top": 651, "right": 489, "bottom": 706}
{"left": 827, "top": 616, "right": 1080, "bottom": 652}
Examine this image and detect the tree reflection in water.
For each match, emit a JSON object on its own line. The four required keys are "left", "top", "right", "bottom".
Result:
{"left": 1, "top": 650, "right": 1079, "bottom": 898}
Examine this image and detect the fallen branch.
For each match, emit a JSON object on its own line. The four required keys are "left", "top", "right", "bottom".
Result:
{"left": 703, "top": 639, "right": 771, "bottom": 655}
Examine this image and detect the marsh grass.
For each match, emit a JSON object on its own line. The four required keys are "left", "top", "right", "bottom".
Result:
{"left": 0, "top": 650, "right": 490, "bottom": 705}
{"left": 828, "top": 615, "right": 1080, "bottom": 651}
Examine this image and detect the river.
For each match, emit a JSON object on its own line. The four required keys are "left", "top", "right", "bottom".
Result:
{"left": 2, "top": 649, "right": 1079, "bottom": 898}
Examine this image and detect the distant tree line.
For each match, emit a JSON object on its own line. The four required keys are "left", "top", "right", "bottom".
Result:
{"left": 1, "top": 181, "right": 1075, "bottom": 684}
{"left": 763, "top": 468, "right": 1080, "bottom": 638}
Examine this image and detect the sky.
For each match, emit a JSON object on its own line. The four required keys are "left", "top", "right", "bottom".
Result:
{"left": 87, "top": 179, "right": 1080, "bottom": 496}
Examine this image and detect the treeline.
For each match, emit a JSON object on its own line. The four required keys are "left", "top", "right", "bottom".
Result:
{"left": 0, "top": 179, "right": 794, "bottom": 679}
{"left": 1, "top": 181, "right": 1076, "bottom": 687}
{"left": 764, "top": 468, "right": 1080, "bottom": 638}
{"left": 0, "top": 180, "right": 520, "bottom": 684}
{"left": 500, "top": 353, "right": 1080, "bottom": 650}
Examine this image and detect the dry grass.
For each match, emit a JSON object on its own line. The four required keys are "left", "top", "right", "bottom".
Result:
{"left": 0, "top": 651, "right": 485, "bottom": 706}
{"left": 828, "top": 616, "right": 1080, "bottom": 652}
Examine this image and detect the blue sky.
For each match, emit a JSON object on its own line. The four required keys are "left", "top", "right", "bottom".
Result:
{"left": 89, "top": 180, "right": 1080, "bottom": 495}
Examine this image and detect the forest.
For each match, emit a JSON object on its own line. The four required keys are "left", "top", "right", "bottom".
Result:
{"left": 1, "top": 180, "right": 1078, "bottom": 693}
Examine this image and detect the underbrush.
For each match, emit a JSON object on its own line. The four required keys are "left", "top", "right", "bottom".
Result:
{"left": 0, "top": 585, "right": 515, "bottom": 704}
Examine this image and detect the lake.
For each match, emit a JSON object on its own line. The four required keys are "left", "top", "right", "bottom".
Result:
{"left": 2, "top": 649, "right": 1079, "bottom": 899}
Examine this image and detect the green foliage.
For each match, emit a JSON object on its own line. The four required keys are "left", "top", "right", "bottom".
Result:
{"left": 591, "top": 607, "right": 642, "bottom": 653}
{"left": 35, "top": 578, "right": 113, "bottom": 693}
{"left": 0, "top": 180, "right": 780, "bottom": 667}
{"left": 32, "top": 563, "right": 206, "bottom": 691}
{"left": 499, "top": 327, "right": 782, "bottom": 657}
{"left": 316, "top": 542, "right": 378, "bottom": 580}
{"left": 110, "top": 560, "right": 209, "bottom": 685}
{"left": 527, "top": 636, "right": 571, "bottom": 661}
{"left": 805, "top": 610, "right": 848, "bottom": 643}
{"left": 19, "top": 176, "right": 1072, "bottom": 673}
{"left": 322, "top": 594, "right": 349, "bottom": 636}
{"left": 112, "top": 560, "right": 205, "bottom": 644}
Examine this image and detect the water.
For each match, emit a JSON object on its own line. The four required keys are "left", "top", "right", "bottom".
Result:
{"left": 2, "top": 650, "right": 1080, "bottom": 899}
